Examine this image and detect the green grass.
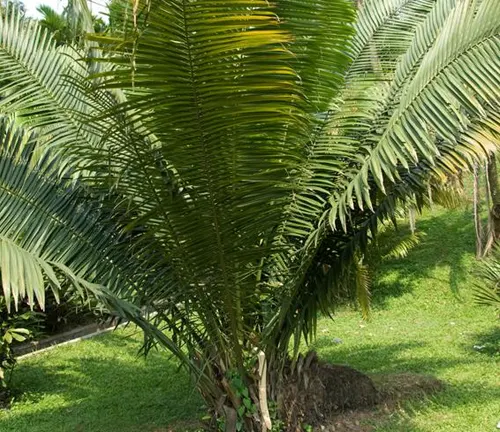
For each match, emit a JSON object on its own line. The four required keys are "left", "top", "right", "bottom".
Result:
{"left": 0, "top": 331, "right": 204, "bottom": 432}
{"left": 0, "top": 206, "right": 499, "bottom": 431}
{"left": 313, "top": 206, "right": 500, "bottom": 431}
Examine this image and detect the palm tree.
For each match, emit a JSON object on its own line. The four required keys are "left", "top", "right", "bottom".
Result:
{"left": 37, "top": 0, "right": 105, "bottom": 46}
{"left": 37, "top": 5, "right": 72, "bottom": 45}
{"left": 0, "top": 0, "right": 498, "bottom": 429}
{"left": 0, "top": 1, "right": 24, "bottom": 16}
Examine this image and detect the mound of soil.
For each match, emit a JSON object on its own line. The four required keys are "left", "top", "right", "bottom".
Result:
{"left": 277, "top": 352, "right": 444, "bottom": 431}
{"left": 279, "top": 352, "right": 379, "bottom": 430}
{"left": 318, "top": 373, "right": 444, "bottom": 432}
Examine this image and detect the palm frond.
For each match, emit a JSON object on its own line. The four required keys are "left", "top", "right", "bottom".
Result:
{"left": 330, "top": 0, "right": 500, "bottom": 230}
{"left": 0, "top": 6, "right": 244, "bottom": 390}
{"left": 351, "top": 0, "right": 436, "bottom": 75}
{"left": 85, "top": 0, "right": 356, "bottom": 370}
{"left": 475, "top": 248, "right": 500, "bottom": 311}
{"left": 0, "top": 119, "right": 137, "bottom": 311}
{"left": 276, "top": 0, "right": 355, "bottom": 114}
{"left": 0, "top": 8, "right": 118, "bottom": 172}
{"left": 264, "top": 0, "right": 448, "bottom": 349}
{"left": 382, "top": 232, "right": 425, "bottom": 260}
{"left": 353, "top": 253, "right": 371, "bottom": 318}
{"left": 0, "top": 119, "right": 190, "bottom": 367}
{"left": 65, "top": 0, "right": 96, "bottom": 36}
{"left": 430, "top": 178, "right": 467, "bottom": 209}
{"left": 268, "top": 0, "right": 500, "bottom": 352}
{"left": 275, "top": 0, "right": 444, "bottom": 252}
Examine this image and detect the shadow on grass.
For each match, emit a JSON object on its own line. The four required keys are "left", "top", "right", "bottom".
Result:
{"left": 463, "top": 326, "right": 500, "bottom": 357}
{"left": 373, "top": 377, "right": 500, "bottom": 431}
{"left": 92, "top": 324, "right": 148, "bottom": 349}
{"left": 312, "top": 339, "right": 500, "bottom": 431}
{"left": 3, "top": 333, "right": 203, "bottom": 432}
{"left": 369, "top": 208, "right": 475, "bottom": 308}
{"left": 363, "top": 377, "right": 497, "bottom": 432}
{"left": 314, "top": 340, "right": 466, "bottom": 376}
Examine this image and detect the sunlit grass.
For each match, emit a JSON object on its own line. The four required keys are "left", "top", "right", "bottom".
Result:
{"left": 0, "top": 329, "right": 204, "bottom": 432}
{"left": 313, "top": 206, "right": 500, "bottom": 431}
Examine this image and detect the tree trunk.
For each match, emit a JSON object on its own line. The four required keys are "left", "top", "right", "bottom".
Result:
{"left": 427, "top": 183, "right": 433, "bottom": 208}
{"left": 473, "top": 163, "right": 484, "bottom": 258}
{"left": 480, "top": 155, "right": 500, "bottom": 256}
{"left": 409, "top": 207, "right": 416, "bottom": 234}
{"left": 207, "top": 352, "right": 379, "bottom": 431}
{"left": 487, "top": 155, "right": 500, "bottom": 246}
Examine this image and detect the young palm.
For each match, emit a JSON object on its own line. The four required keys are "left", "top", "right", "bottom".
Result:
{"left": 0, "top": 0, "right": 498, "bottom": 429}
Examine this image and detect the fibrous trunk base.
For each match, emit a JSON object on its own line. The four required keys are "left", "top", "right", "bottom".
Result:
{"left": 209, "top": 351, "right": 378, "bottom": 432}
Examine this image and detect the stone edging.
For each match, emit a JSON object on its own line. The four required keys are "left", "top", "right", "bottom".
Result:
{"left": 14, "top": 321, "right": 126, "bottom": 360}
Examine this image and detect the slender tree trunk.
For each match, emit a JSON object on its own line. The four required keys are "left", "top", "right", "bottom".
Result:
{"left": 473, "top": 163, "right": 483, "bottom": 258}
{"left": 487, "top": 155, "right": 500, "bottom": 203}
{"left": 409, "top": 207, "right": 416, "bottom": 234}
{"left": 484, "top": 160, "right": 494, "bottom": 256}
{"left": 480, "top": 155, "right": 500, "bottom": 256}
{"left": 487, "top": 155, "right": 500, "bottom": 242}
{"left": 427, "top": 183, "right": 433, "bottom": 209}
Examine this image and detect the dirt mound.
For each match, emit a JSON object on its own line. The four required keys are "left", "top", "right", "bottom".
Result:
{"left": 279, "top": 352, "right": 379, "bottom": 430}
{"left": 318, "top": 373, "right": 444, "bottom": 432}
{"left": 277, "top": 352, "right": 444, "bottom": 431}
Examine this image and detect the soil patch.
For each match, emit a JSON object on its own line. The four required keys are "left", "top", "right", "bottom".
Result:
{"left": 318, "top": 373, "right": 444, "bottom": 432}
{"left": 277, "top": 352, "right": 443, "bottom": 431}
{"left": 280, "top": 352, "right": 379, "bottom": 430}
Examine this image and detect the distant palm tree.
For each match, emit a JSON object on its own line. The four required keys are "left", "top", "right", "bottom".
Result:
{"left": 37, "top": 0, "right": 105, "bottom": 45}
{"left": 37, "top": 4, "right": 72, "bottom": 45}
{"left": 0, "top": 0, "right": 498, "bottom": 429}
{"left": 0, "top": 0, "right": 24, "bottom": 16}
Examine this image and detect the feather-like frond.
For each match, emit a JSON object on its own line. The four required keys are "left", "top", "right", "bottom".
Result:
{"left": 475, "top": 248, "right": 500, "bottom": 311}
{"left": 329, "top": 0, "right": 500, "bottom": 230}
{"left": 0, "top": 120, "right": 135, "bottom": 311}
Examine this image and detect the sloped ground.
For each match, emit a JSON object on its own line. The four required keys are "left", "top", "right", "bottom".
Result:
{"left": 0, "top": 207, "right": 498, "bottom": 431}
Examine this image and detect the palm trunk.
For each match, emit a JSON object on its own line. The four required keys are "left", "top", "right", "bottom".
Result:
{"left": 487, "top": 155, "right": 500, "bottom": 244}
{"left": 473, "top": 163, "right": 484, "bottom": 258}
{"left": 480, "top": 155, "right": 500, "bottom": 256}
{"left": 409, "top": 207, "right": 416, "bottom": 234}
{"left": 203, "top": 351, "right": 378, "bottom": 431}
{"left": 427, "top": 183, "right": 433, "bottom": 208}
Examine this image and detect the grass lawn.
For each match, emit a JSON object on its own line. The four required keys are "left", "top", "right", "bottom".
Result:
{"left": 0, "top": 206, "right": 499, "bottom": 431}
{"left": 312, "top": 206, "right": 500, "bottom": 431}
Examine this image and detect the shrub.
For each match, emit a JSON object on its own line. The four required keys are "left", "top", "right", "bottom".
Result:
{"left": 0, "top": 298, "right": 37, "bottom": 405}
